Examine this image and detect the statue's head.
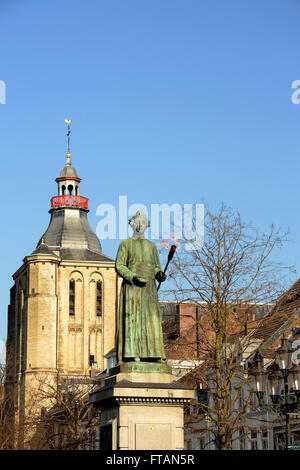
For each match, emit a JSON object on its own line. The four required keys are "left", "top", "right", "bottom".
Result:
{"left": 129, "top": 211, "right": 150, "bottom": 237}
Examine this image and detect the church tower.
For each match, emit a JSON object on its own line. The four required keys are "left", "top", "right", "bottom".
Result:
{"left": 6, "top": 128, "right": 117, "bottom": 432}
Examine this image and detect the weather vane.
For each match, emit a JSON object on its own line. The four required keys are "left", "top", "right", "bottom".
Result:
{"left": 64, "top": 119, "right": 71, "bottom": 165}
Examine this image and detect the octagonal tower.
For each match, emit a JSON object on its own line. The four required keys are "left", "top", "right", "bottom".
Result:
{"left": 6, "top": 138, "right": 118, "bottom": 445}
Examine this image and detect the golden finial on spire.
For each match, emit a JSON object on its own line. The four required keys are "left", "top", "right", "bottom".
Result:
{"left": 64, "top": 119, "right": 72, "bottom": 165}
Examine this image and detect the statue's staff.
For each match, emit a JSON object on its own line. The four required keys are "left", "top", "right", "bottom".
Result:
{"left": 157, "top": 245, "right": 177, "bottom": 292}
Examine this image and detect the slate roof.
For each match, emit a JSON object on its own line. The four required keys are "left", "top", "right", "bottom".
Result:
{"left": 31, "top": 242, "right": 58, "bottom": 257}
{"left": 31, "top": 245, "right": 113, "bottom": 263}
{"left": 34, "top": 208, "right": 115, "bottom": 263}
{"left": 59, "top": 248, "right": 114, "bottom": 262}
{"left": 59, "top": 165, "right": 78, "bottom": 178}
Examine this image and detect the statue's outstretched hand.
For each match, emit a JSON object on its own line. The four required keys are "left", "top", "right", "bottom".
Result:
{"left": 155, "top": 271, "right": 167, "bottom": 283}
{"left": 133, "top": 276, "right": 147, "bottom": 287}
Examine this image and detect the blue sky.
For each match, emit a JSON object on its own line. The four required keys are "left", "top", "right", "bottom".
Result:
{"left": 1, "top": 0, "right": 300, "bottom": 342}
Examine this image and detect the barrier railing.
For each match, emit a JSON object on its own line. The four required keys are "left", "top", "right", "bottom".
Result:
{"left": 51, "top": 195, "right": 89, "bottom": 209}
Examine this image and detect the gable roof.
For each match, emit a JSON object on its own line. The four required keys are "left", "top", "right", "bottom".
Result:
{"left": 178, "top": 359, "right": 213, "bottom": 388}
{"left": 251, "top": 278, "right": 300, "bottom": 351}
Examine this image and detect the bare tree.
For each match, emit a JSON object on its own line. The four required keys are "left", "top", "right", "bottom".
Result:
{"left": 0, "top": 357, "right": 11, "bottom": 449}
{"left": 2, "top": 369, "right": 100, "bottom": 450}
{"left": 27, "top": 377, "right": 100, "bottom": 450}
{"left": 161, "top": 203, "right": 292, "bottom": 450}
{"left": 0, "top": 344, "right": 17, "bottom": 449}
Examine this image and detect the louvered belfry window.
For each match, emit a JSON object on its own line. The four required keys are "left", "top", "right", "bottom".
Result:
{"left": 96, "top": 280, "right": 102, "bottom": 316}
{"left": 69, "top": 279, "right": 75, "bottom": 316}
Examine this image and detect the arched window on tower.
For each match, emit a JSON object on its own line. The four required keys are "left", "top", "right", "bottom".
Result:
{"left": 62, "top": 185, "right": 66, "bottom": 195}
{"left": 68, "top": 184, "right": 73, "bottom": 195}
{"left": 96, "top": 280, "right": 102, "bottom": 316}
{"left": 75, "top": 185, "right": 78, "bottom": 195}
{"left": 69, "top": 279, "right": 75, "bottom": 316}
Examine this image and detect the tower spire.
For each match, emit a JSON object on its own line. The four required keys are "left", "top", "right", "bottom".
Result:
{"left": 64, "top": 119, "right": 72, "bottom": 166}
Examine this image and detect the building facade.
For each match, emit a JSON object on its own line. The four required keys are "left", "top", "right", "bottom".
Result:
{"left": 175, "top": 280, "right": 300, "bottom": 450}
{"left": 5, "top": 151, "right": 118, "bottom": 441}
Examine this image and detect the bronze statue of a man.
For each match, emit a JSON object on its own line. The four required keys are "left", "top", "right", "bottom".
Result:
{"left": 115, "top": 211, "right": 167, "bottom": 364}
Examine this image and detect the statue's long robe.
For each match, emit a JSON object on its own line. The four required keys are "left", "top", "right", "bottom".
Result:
{"left": 115, "top": 238, "right": 166, "bottom": 362}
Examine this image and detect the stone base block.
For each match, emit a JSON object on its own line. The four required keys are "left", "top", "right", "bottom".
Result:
{"left": 90, "top": 368, "right": 195, "bottom": 450}
{"left": 109, "top": 361, "right": 172, "bottom": 375}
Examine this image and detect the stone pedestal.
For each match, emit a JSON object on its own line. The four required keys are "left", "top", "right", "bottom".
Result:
{"left": 89, "top": 364, "right": 195, "bottom": 450}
